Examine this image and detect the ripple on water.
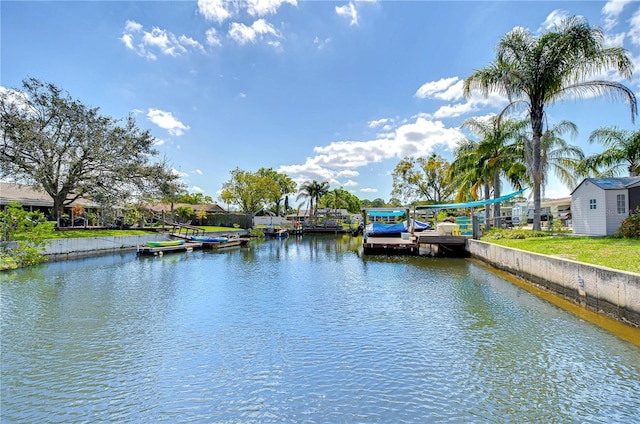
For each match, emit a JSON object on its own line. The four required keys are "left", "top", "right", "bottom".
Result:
{"left": 1, "top": 241, "right": 639, "bottom": 423}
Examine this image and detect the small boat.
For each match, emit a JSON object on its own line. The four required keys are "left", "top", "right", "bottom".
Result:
{"left": 264, "top": 228, "right": 289, "bottom": 238}
{"left": 146, "top": 240, "right": 186, "bottom": 247}
{"left": 191, "top": 236, "right": 229, "bottom": 243}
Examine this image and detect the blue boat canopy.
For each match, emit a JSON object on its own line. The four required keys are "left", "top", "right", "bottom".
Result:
{"left": 367, "top": 210, "right": 406, "bottom": 217}
{"left": 415, "top": 189, "right": 527, "bottom": 210}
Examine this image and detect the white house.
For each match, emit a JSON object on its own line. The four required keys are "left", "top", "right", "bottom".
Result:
{"left": 571, "top": 177, "right": 640, "bottom": 236}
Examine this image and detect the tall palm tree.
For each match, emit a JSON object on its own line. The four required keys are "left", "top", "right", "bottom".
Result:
{"left": 457, "top": 116, "right": 528, "bottom": 223}
{"left": 524, "top": 120, "right": 584, "bottom": 192}
{"left": 296, "top": 180, "right": 330, "bottom": 224}
{"left": 448, "top": 138, "right": 488, "bottom": 204}
{"left": 464, "top": 16, "right": 636, "bottom": 230}
{"left": 584, "top": 127, "right": 640, "bottom": 177}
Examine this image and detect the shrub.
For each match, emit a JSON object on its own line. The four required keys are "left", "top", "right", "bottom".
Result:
{"left": 0, "top": 202, "right": 55, "bottom": 270}
{"left": 249, "top": 228, "right": 265, "bottom": 239}
{"left": 614, "top": 208, "right": 640, "bottom": 238}
{"left": 482, "top": 228, "right": 548, "bottom": 240}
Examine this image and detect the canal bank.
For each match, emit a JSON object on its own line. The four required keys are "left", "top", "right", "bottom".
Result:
{"left": 38, "top": 231, "right": 249, "bottom": 261}
{"left": 467, "top": 239, "right": 640, "bottom": 328}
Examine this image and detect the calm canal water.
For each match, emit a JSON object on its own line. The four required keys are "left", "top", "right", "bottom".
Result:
{"left": 2, "top": 235, "right": 639, "bottom": 423}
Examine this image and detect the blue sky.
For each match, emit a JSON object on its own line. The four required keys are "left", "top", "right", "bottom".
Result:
{"left": 2, "top": 1, "right": 639, "bottom": 206}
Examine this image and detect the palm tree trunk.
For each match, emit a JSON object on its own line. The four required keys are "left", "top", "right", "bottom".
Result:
{"left": 493, "top": 171, "right": 501, "bottom": 228}
{"left": 531, "top": 107, "right": 544, "bottom": 231}
{"left": 483, "top": 183, "right": 491, "bottom": 230}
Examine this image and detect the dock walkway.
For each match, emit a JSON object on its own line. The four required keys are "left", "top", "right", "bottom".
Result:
{"left": 363, "top": 236, "right": 419, "bottom": 255}
{"left": 136, "top": 242, "right": 203, "bottom": 256}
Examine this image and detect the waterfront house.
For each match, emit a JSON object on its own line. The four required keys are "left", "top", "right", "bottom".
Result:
{"left": 0, "top": 182, "right": 100, "bottom": 219}
{"left": 571, "top": 177, "right": 640, "bottom": 236}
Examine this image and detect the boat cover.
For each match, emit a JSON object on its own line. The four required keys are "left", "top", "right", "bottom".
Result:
{"left": 366, "top": 219, "right": 431, "bottom": 235}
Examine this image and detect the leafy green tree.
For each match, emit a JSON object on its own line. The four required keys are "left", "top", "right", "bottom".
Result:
{"left": 195, "top": 206, "right": 208, "bottom": 225}
{"left": 0, "top": 202, "right": 55, "bottom": 270}
{"left": 296, "top": 180, "right": 330, "bottom": 223}
{"left": 257, "top": 168, "right": 296, "bottom": 216}
{"left": 154, "top": 178, "right": 189, "bottom": 215}
{"left": 174, "top": 206, "right": 193, "bottom": 223}
{"left": 362, "top": 198, "right": 390, "bottom": 208}
{"left": 584, "top": 127, "right": 640, "bottom": 177}
{"left": 464, "top": 16, "right": 636, "bottom": 230}
{"left": 392, "top": 154, "right": 454, "bottom": 205}
{"left": 387, "top": 197, "right": 403, "bottom": 207}
{"left": 175, "top": 192, "right": 214, "bottom": 205}
{"left": 0, "top": 78, "right": 178, "bottom": 221}
{"left": 319, "top": 188, "right": 362, "bottom": 214}
{"left": 220, "top": 167, "right": 279, "bottom": 215}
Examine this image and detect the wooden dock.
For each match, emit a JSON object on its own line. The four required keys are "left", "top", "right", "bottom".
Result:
{"left": 417, "top": 233, "right": 471, "bottom": 256}
{"left": 136, "top": 242, "right": 203, "bottom": 256}
{"left": 362, "top": 236, "right": 419, "bottom": 256}
{"left": 362, "top": 232, "right": 472, "bottom": 256}
{"left": 200, "top": 238, "right": 246, "bottom": 249}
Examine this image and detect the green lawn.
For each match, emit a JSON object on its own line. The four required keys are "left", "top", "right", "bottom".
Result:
{"left": 484, "top": 236, "right": 640, "bottom": 274}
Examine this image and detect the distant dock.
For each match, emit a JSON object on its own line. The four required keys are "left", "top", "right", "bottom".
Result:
{"left": 136, "top": 242, "right": 202, "bottom": 256}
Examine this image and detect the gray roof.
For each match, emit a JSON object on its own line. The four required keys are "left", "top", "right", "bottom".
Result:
{"left": 0, "top": 182, "right": 100, "bottom": 208}
{"left": 589, "top": 177, "right": 640, "bottom": 189}
{"left": 572, "top": 177, "right": 640, "bottom": 194}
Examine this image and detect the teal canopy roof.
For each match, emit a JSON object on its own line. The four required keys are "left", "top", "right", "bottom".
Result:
{"left": 415, "top": 189, "right": 527, "bottom": 210}
{"left": 367, "top": 210, "right": 406, "bottom": 217}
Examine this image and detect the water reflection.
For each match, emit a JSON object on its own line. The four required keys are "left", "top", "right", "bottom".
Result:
{"left": 2, "top": 236, "right": 639, "bottom": 423}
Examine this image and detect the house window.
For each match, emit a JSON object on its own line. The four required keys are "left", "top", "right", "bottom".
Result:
{"left": 589, "top": 199, "right": 597, "bottom": 210}
{"left": 617, "top": 194, "right": 626, "bottom": 214}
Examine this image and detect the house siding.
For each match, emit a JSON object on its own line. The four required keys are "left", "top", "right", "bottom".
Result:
{"left": 605, "top": 189, "right": 629, "bottom": 235}
{"left": 572, "top": 181, "right": 607, "bottom": 236}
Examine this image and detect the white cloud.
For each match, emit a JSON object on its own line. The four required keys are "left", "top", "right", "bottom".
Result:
{"left": 191, "top": 186, "right": 205, "bottom": 193}
{"left": 205, "top": 28, "right": 222, "bottom": 46}
{"left": 314, "top": 36, "right": 331, "bottom": 50}
{"left": 198, "top": 0, "right": 234, "bottom": 24}
{"left": 147, "top": 109, "right": 190, "bottom": 136}
{"left": 602, "top": 0, "right": 634, "bottom": 30}
{"left": 171, "top": 168, "right": 189, "bottom": 178}
{"left": 194, "top": 169, "right": 203, "bottom": 175}
{"left": 629, "top": 7, "right": 640, "bottom": 46}
{"left": 246, "top": 0, "right": 297, "bottom": 17}
{"left": 343, "top": 180, "right": 358, "bottom": 187}
{"left": 432, "top": 89, "right": 508, "bottom": 119}
{"left": 121, "top": 33, "right": 134, "bottom": 50}
{"left": 0, "top": 86, "right": 33, "bottom": 114}
{"left": 124, "top": 20, "right": 143, "bottom": 32}
{"left": 228, "top": 19, "right": 281, "bottom": 45}
{"left": 120, "top": 20, "right": 204, "bottom": 59}
{"left": 415, "top": 77, "right": 461, "bottom": 100}
{"left": 539, "top": 9, "right": 573, "bottom": 32}
{"left": 336, "top": 3, "right": 358, "bottom": 26}
{"left": 336, "top": 169, "right": 359, "bottom": 178}
{"left": 368, "top": 117, "right": 390, "bottom": 128}
{"left": 279, "top": 116, "right": 464, "bottom": 186}
{"left": 360, "top": 188, "right": 378, "bottom": 193}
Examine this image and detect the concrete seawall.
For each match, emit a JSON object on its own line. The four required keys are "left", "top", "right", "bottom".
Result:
{"left": 467, "top": 239, "right": 640, "bottom": 327}
{"left": 41, "top": 234, "right": 169, "bottom": 261}
{"left": 38, "top": 230, "right": 250, "bottom": 261}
